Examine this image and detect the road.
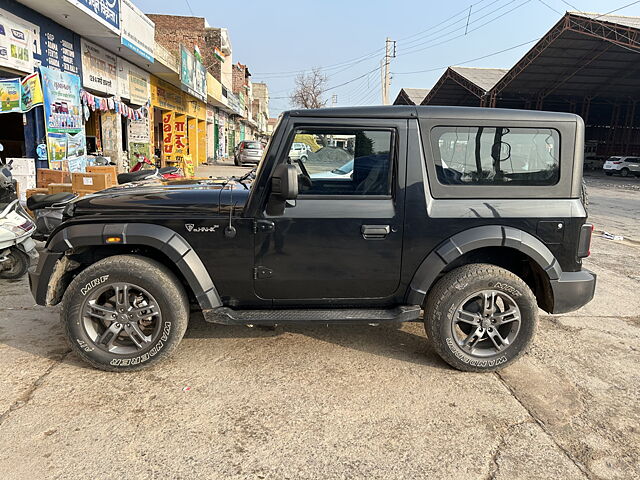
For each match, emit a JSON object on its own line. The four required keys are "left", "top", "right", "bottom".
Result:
{"left": 0, "top": 163, "right": 637, "bottom": 479}
{"left": 584, "top": 171, "right": 640, "bottom": 240}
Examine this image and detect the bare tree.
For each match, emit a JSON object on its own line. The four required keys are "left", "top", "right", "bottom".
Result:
{"left": 290, "top": 68, "right": 328, "bottom": 109}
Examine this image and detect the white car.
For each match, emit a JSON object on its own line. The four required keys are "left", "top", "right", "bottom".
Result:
{"left": 603, "top": 156, "right": 640, "bottom": 177}
{"left": 310, "top": 160, "right": 354, "bottom": 179}
{"left": 289, "top": 142, "right": 310, "bottom": 162}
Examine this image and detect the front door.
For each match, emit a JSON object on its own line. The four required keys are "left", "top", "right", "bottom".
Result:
{"left": 254, "top": 123, "right": 405, "bottom": 303}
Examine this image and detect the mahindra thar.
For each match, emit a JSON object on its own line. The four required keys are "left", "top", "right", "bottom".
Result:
{"left": 29, "top": 106, "right": 596, "bottom": 372}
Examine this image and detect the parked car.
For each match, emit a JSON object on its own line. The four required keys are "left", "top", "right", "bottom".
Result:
{"left": 603, "top": 156, "right": 640, "bottom": 177}
{"left": 310, "top": 159, "right": 353, "bottom": 179}
{"left": 288, "top": 142, "right": 310, "bottom": 162}
{"left": 234, "top": 141, "right": 263, "bottom": 166}
{"left": 30, "top": 106, "right": 595, "bottom": 373}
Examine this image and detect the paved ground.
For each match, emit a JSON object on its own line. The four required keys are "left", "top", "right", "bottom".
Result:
{"left": 0, "top": 163, "right": 637, "bottom": 479}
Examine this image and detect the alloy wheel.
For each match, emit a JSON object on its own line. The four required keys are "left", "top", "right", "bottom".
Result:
{"left": 81, "top": 283, "right": 162, "bottom": 354}
{"left": 451, "top": 289, "right": 521, "bottom": 358}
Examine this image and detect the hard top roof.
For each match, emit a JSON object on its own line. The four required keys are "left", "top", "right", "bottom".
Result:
{"left": 285, "top": 105, "right": 579, "bottom": 122}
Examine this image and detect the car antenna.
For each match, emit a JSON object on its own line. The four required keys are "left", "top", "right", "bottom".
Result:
{"left": 224, "top": 181, "right": 237, "bottom": 239}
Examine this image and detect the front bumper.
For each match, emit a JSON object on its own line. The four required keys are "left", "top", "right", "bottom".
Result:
{"left": 550, "top": 269, "right": 596, "bottom": 314}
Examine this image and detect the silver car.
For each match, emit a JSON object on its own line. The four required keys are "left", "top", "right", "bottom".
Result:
{"left": 234, "top": 141, "right": 264, "bottom": 166}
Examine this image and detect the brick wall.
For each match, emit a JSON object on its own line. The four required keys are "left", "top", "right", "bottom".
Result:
{"left": 232, "top": 63, "right": 247, "bottom": 95}
{"left": 148, "top": 14, "right": 221, "bottom": 79}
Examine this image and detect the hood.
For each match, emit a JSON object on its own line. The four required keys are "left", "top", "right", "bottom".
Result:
{"left": 69, "top": 177, "right": 252, "bottom": 218}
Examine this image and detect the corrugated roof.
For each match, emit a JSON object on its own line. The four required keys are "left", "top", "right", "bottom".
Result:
{"left": 570, "top": 11, "right": 640, "bottom": 29}
{"left": 403, "top": 88, "right": 430, "bottom": 105}
{"left": 449, "top": 67, "right": 508, "bottom": 92}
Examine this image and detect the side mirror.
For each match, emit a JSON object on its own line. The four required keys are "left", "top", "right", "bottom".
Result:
{"left": 271, "top": 163, "right": 298, "bottom": 200}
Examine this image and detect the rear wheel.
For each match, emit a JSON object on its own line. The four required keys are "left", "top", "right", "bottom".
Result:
{"left": 0, "top": 247, "right": 29, "bottom": 279}
{"left": 605, "top": 172, "right": 613, "bottom": 176}
{"left": 61, "top": 255, "right": 189, "bottom": 371}
{"left": 424, "top": 264, "right": 538, "bottom": 372}
{"left": 621, "top": 168, "right": 630, "bottom": 177}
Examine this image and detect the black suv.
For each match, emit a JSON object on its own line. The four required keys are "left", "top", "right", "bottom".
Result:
{"left": 29, "top": 106, "right": 595, "bottom": 372}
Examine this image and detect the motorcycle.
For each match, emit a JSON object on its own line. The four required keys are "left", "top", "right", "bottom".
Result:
{"left": 0, "top": 160, "right": 37, "bottom": 279}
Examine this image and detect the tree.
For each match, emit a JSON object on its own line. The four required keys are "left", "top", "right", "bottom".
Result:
{"left": 290, "top": 68, "right": 328, "bottom": 109}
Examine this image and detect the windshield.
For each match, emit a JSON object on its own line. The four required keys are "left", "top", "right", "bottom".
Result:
{"left": 254, "top": 116, "right": 282, "bottom": 181}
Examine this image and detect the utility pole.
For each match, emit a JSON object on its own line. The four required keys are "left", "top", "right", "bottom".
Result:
{"left": 382, "top": 37, "right": 396, "bottom": 105}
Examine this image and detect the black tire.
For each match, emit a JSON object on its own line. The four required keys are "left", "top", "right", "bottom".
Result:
{"left": 0, "top": 247, "right": 29, "bottom": 279}
{"left": 61, "top": 255, "right": 189, "bottom": 372}
{"left": 424, "top": 264, "right": 538, "bottom": 372}
{"left": 621, "top": 168, "right": 630, "bottom": 177}
{"left": 300, "top": 155, "right": 307, "bottom": 163}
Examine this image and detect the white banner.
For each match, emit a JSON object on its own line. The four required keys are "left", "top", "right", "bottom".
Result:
{"left": 0, "top": 8, "right": 38, "bottom": 73}
{"left": 81, "top": 38, "right": 117, "bottom": 95}
{"left": 120, "top": 0, "right": 154, "bottom": 63}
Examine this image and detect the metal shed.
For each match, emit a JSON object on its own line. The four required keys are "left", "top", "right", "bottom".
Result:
{"left": 421, "top": 67, "right": 507, "bottom": 106}
{"left": 485, "top": 12, "right": 640, "bottom": 156}
{"left": 392, "top": 88, "right": 431, "bottom": 105}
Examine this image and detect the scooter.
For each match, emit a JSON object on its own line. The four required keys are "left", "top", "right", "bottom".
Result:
{"left": 0, "top": 161, "right": 37, "bottom": 279}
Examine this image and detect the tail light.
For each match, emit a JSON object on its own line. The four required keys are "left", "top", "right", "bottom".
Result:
{"left": 613, "top": 161, "right": 622, "bottom": 164}
{"left": 577, "top": 223, "right": 594, "bottom": 258}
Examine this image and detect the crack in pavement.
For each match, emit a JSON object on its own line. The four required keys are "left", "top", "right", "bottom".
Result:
{"left": 485, "top": 421, "right": 532, "bottom": 480}
{"left": 494, "top": 371, "right": 592, "bottom": 480}
{"left": 0, "top": 349, "right": 71, "bottom": 428}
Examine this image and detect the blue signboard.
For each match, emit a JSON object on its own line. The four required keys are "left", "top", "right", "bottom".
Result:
{"left": 2, "top": 0, "right": 82, "bottom": 76}
{"left": 73, "top": 0, "right": 120, "bottom": 32}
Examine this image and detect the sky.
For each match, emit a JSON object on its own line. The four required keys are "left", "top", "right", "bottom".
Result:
{"left": 135, "top": 0, "right": 640, "bottom": 116}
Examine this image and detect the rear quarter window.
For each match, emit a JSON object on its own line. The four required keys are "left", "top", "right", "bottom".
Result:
{"left": 431, "top": 126, "right": 560, "bottom": 186}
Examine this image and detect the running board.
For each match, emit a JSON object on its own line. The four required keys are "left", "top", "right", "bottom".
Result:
{"left": 203, "top": 305, "right": 422, "bottom": 325}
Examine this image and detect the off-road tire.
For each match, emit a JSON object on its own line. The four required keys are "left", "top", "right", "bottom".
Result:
{"left": 0, "top": 247, "right": 29, "bottom": 279}
{"left": 61, "top": 255, "right": 189, "bottom": 372}
{"left": 424, "top": 264, "right": 538, "bottom": 372}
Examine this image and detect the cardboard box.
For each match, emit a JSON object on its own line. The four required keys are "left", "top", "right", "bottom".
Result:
{"left": 37, "top": 168, "right": 71, "bottom": 188}
{"left": 86, "top": 165, "right": 117, "bottom": 187}
{"left": 71, "top": 172, "right": 112, "bottom": 194}
{"left": 25, "top": 188, "right": 48, "bottom": 217}
{"left": 47, "top": 183, "right": 73, "bottom": 194}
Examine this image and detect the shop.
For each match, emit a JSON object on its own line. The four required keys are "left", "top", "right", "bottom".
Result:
{"left": 150, "top": 75, "right": 206, "bottom": 176}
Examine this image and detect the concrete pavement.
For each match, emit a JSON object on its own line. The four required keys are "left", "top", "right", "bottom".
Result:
{"left": 0, "top": 165, "right": 637, "bottom": 479}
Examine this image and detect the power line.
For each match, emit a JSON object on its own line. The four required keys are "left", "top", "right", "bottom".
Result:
{"left": 393, "top": 38, "right": 539, "bottom": 75}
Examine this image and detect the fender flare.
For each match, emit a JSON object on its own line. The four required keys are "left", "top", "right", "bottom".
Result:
{"left": 47, "top": 223, "right": 222, "bottom": 309}
{"left": 406, "top": 225, "right": 562, "bottom": 305}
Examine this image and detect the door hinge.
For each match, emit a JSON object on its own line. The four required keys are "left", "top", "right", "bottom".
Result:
{"left": 253, "top": 219, "right": 275, "bottom": 234}
{"left": 254, "top": 266, "right": 273, "bottom": 279}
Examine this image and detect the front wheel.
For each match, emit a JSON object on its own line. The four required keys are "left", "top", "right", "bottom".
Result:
{"left": 424, "top": 264, "right": 538, "bottom": 372}
{"left": 0, "top": 247, "right": 30, "bottom": 279}
{"left": 61, "top": 255, "right": 189, "bottom": 371}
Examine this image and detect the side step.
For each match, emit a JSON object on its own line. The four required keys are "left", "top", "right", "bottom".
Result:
{"left": 203, "top": 305, "right": 422, "bottom": 325}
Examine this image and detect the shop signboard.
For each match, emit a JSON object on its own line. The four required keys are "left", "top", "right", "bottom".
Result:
{"left": 67, "top": 0, "right": 120, "bottom": 33}
{"left": 0, "top": 8, "right": 37, "bottom": 73}
{"left": 180, "top": 45, "right": 206, "bottom": 102}
{"left": 39, "top": 28, "right": 80, "bottom": 75}
{"left": 117, "top": 58, "right": 149, "bottom": 105}
{"left": 81, "top": 38, "right": 117, "bottom": 95}
{"left": 120, "top": 0, "right": 154, "bottom": 63}
{"left": 206, "top": 106, "right": 214, "bottom": 123}
{"left": 151, "top": 77, "right": 184, "bottom": 112}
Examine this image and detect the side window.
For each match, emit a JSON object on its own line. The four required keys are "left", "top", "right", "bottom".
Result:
{"left": 431, "top": 126, "right": 560, "bottom": 186}
{"left": 288, "top": 128, "right": 394, "bottom": 196}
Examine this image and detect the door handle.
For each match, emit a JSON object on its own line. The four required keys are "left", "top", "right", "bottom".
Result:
{"left": 361, "top": 224, "right": 390, "bottom": 240}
